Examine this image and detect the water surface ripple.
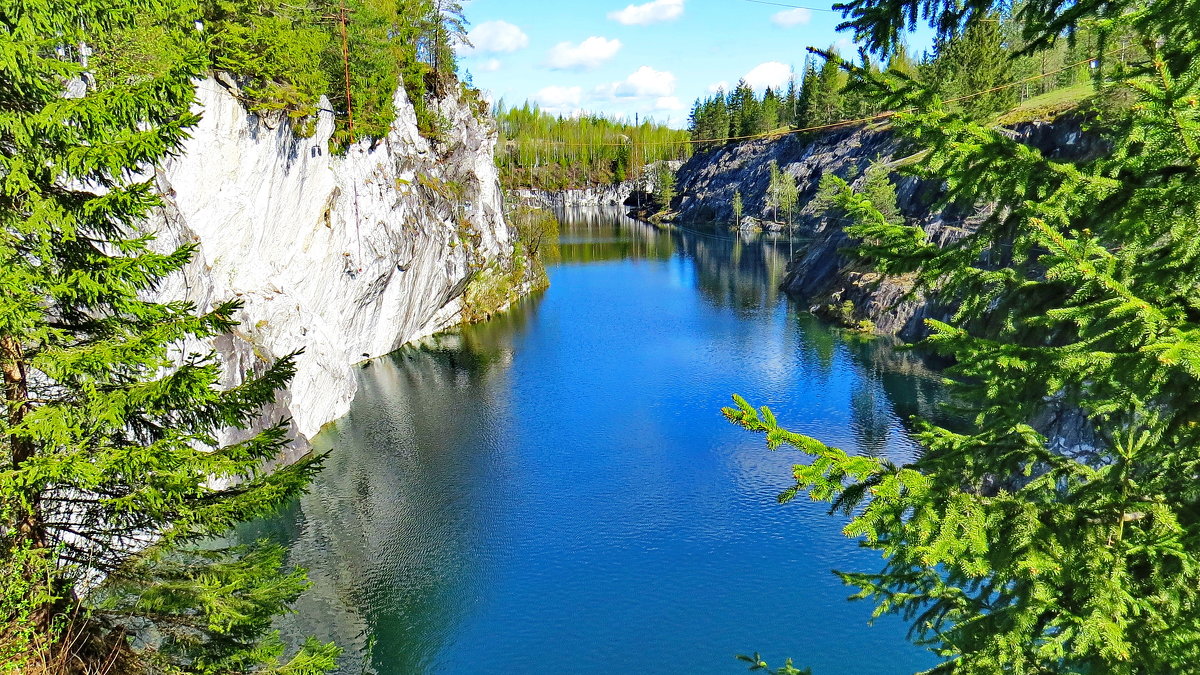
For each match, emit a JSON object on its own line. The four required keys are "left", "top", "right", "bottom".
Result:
{"left": 239, "top": 207, "right": 947, "bottom": 674}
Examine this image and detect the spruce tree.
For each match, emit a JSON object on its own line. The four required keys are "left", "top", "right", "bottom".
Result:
{"left": 761, "top": 87, "right": 782, "bottom": 132}
{"left": 807, "top": 46, "right": 846, "bottom": 125}
{"left": 1, "top": 1, "right": 336, "bottom": 671}
{"left": 924, "top": 13, "right": 1015, "bottom": 116}
{"left": 728, "top": 0, "right": 1200, "bottom": 671}
{"left": 840, "top": 48, "right": 882, "bottom": 118}
{"left": 654, "top": 163, "right": 677, "bottom": 212}
{"left": 886, "top": 41, "right": 917, "bottom": 79}
{"left": 742, "top": 96, "right": 767, "bottom": 136}
{"left": 796, "top": 58, "right": 819, "bottom": 129}
{"left": 857, "top": 162, "right": 902, "bottom": 227}
{"left": 710, "top": 93, "right": 731, "bottom": 143}
{"left": 688, "top": 97, "right": 704, "bottom": 137}
{"left": 728, "top": 80, "right": 759, "bottom": 137}
{"left": 782, "top": 75, "right": 799, "bottom": 128}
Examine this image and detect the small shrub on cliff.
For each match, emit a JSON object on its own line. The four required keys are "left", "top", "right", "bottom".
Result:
{"left": 850, "top": 318, "right": 877, "bottom": 335}
{"left": 462, "top": 256, "right": 529, "bottom": 323}
{"left": 654, "top": 163, "right": 678, "bottom": 214}
{"left": 511, "top": 205, "right": 560, "bottom": 265}
{"left": 823, "top": 300, "right": 876, "bottom": 336}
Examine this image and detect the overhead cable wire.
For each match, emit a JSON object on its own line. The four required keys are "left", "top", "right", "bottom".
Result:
{"left": 740, "top": 0, "right": 839, "bottom": 13}
{"left": 740, "top": 0, "right": 998, "bottom": 20}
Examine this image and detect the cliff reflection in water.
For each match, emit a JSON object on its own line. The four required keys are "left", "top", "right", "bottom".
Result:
{"left": 238, "top": 307, "right": 540, "bottom": 673}
{"left": 242, "top": 206, "right": 946, "bottom": 675}
{"left": 554, "top": 206, "right": 677, "bottom": 263}
{"left": 555, "top": 206, "right": 795, "bottom": 310}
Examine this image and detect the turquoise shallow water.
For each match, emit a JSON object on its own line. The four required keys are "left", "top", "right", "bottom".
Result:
{"left": 239, "top": 208, "right": 947, "bottom": 674}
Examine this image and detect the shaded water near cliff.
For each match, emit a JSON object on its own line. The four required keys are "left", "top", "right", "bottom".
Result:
{"left": 238, "top": 207, "right": 949, "bottom": 674}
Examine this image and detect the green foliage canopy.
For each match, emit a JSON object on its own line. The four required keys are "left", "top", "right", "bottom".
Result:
{"left": 1, "top": 0, "right": 337, "bottom": 670}
{"left": 688, "top": 14, "right": 1125, "bottom": 150}
{"left": 90, "top": 0, "right": 475, "bottom": 147}
{"left": 494, "top": 101, "right": 690, "bottom": 191}
{"left": 729, "top": 0, "right": 1200, "bottom": 671}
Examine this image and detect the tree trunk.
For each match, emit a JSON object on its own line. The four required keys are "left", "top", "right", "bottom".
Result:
{"left": 2, "top": 333, "right": 52, "bottom": 631}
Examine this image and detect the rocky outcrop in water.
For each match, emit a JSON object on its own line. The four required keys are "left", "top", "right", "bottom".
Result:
{"left": 671, "top": 117, "right": 1105, "bottom": 341}
{"left": 148, "top": 78, "right": 528, "bottom": 461}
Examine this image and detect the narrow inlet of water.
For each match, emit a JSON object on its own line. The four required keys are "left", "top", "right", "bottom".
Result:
{"left": 238, "top": 207, "right": 948, "bottom": 674}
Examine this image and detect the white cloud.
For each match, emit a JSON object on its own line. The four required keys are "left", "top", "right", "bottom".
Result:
{"left": 535, "top": 85, "right": 583, "bottom": 111}
{"left": 478, "top": 58, "right": 502, "bottom": 72}
{"left": 591, "top": 84, "right": 618, "bottom": 99}
{"left": 608, "top": 0, "right": 684, "bottom": 25}
{"left": 546, "top": 36, "right": 622, "bottom": 70}
{"left": 617, "top": 66, "right": 677, "bottom": 97}
{"left": 654, "top": 96, "right": 685, "bottom": 111}
{"left": 707, "top": 80, "right": 730, "bottom": 94}
{"left": 593, "top": 66, "right": 677, "bottom": 101}
{"left": 771, "top": 8, "right": 812, "bottom": 27}
{"left": 743, "top": 61, "right": 792, "bottom": 91}
{"left": 462, "top": 20, "right": 528, "bottom": 54}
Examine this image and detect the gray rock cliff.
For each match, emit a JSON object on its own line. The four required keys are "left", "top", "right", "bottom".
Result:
{"left": 671, "top": 117, "right": 1105, "bottom": 340}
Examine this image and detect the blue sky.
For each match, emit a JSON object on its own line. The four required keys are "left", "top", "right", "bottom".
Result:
{"left": 456, "top": 0, "right": 935, "bottom": 128}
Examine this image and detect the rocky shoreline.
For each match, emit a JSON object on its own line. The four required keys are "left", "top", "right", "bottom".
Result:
{"left": 668, "top": 117, "right": 1105, "bottom": 340}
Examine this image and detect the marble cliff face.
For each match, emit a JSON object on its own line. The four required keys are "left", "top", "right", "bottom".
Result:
{"left": 148, "top": 78, "right": 521, "bottom": 459}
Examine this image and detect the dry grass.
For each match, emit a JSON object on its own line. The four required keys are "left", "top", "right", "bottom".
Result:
{"left": 996, "top": 82, "right": 1096, "bottom": 125}
{"left": 4, "top": 609, "right": 136, "bottom": 675}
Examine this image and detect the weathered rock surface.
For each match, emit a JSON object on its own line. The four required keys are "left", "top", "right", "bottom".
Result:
{"left": 510, "top": 182, "right": 640, "bottom": 209}
{"left": 671, "top": 117, "right": 1105, "bottom": 340}
{"left": 508, "top": 160, "right": 682, "bottom": 210}
{"left": 148, "top": 78, "right": 523, "bottom": 461}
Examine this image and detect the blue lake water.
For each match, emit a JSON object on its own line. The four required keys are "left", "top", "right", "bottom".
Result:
{"left": 240, "top": 207, "right": 946, "bottom": 674}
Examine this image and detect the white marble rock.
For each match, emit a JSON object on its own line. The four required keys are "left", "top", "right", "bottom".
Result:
{"left": 147, "top": 79, "right": 517, "bottom": 461}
